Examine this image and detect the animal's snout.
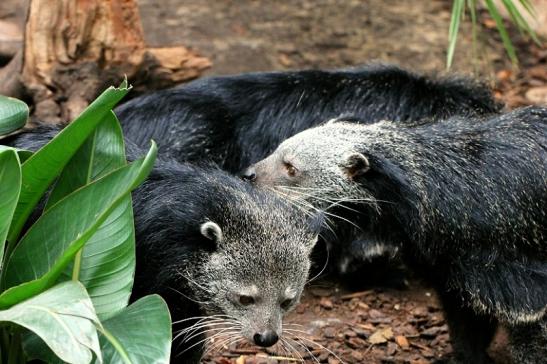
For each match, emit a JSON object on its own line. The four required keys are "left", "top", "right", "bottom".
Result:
{"left": 253, "top": 330, "right": 279, "bottom": 347}
{"left": 241, "top": 166, "right": 257, "bottom": 182}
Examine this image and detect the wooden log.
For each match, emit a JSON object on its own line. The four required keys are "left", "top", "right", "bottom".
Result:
{"left": 0, "top": 20, "right": 23, "bottom": 64}
{"left": 20, "top": 0, "right": 210, "bottom": 123}
{"left": 0, "top": 51, "right": 24, "bottom": 99}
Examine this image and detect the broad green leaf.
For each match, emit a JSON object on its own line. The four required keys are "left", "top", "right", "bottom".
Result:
{"left": 6, "top": 80, "right": 131, "bottom": 245}
{"left": 0, "top": 142, "right": 157, "bottom": 308}
{"left": 0, "top": 95, "right": 28, "bottom": 136}
{"left": 0, "top": 281, "right": 102, "bottom": 364}
{"left": 16, "top": 149, "right": 33, "bottom": 163}
{"left": 48, "top": 112, "right": 136, "bottom": 320}
{"left": 46, "top": 112, "right": 127, "bottom": 209}
{"left": 446, "top": 0, "right": 465, "bottom": 70}
{"left": 96, "top": 295, "right": 171, "bottom": 364}
{"left": 0, "top": 149, "right": 21, "bottom": 267}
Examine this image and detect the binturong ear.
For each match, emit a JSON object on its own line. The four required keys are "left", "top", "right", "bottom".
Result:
{"left": 200, "top": 221, "right": 223, "bottom": 245}
{"left": 341, "top": 152, "right": 370, "bottom": 180}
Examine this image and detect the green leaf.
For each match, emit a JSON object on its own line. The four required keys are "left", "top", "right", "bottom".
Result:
{"left": 0, "top": 149, "right": 21, "bottom": 267}
{"left": 6, "top": 82, "right": 131, "bottom": 246}
{"left": 96, "top": 295, "right": 171, "bottom": 364}
{"left": 518, "top": 0, "right": 536, "bottom": 17}
{"left": 0, "top": 143, "right": 157, "bottom": 309}
{"left": 46, "top": 112, "right": 127, "bottom": 209}
{"left": 0, "top": 281, "right": 102, "bottom": 364}
{"left": 501, "top": 0, "right": 540, "bottom": 43}
{"left": 485, "top": 0, "right": 519, "bottom": 66}
{"left": 447, "top": 0, "right": 465, "bottom": 70}
{"left": 16, "top": 149, "right": 33, "bottom": 163}
{"left": 48, "top": 112, "right": 136, "bottom": 320}
{"left": 0, "top": 96, "right": 28, "bottom": 136}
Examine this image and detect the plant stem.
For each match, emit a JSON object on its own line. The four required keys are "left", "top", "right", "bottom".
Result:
{"left": 72, "top": 249, "right": 83, "bottom": 281}
{"left": 96, "top": 325, "right": 132, "bottom": 364}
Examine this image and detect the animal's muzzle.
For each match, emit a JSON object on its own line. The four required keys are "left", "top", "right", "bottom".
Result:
{"left": 253, "top": 329, "right": 279, "bottom": 347}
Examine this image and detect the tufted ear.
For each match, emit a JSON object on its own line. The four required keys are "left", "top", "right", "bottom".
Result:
{"left": 200, "top": 221, "right": 223, "bottom": 245}
{"left": 340, "top": 152, "right": 370, "bottom": 180}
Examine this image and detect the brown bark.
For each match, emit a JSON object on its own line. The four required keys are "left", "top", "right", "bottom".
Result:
{"left": 0, "top": 19, "right": 23, "bottom": 63}
{"left": 20, "top": 0, "right": 211, "bottom": 123}
{"left": 0, "top": 51, "right": 24, "bottom": 99}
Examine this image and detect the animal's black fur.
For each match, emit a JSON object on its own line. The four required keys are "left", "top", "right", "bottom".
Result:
{"left": 115, "top": 64, "right": 502, "bottom": 173}
{"left": 250, "top": 106, "right": 547, "bottom": 363}
{"left": 4, "top": 125, "right": 322, "bottom": 363}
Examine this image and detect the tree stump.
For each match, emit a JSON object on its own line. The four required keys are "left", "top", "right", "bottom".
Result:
{"left": 19, "top": 0, "right": 211, "bottom": 123}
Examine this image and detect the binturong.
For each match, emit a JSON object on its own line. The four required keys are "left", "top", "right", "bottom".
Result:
{"left": 116, "top": 64, "right": 502, "bottom": 276}
{"left": 4, "top": 124, "right": 324, "bottom": 363}
{"left": 132, "top": 160, "right": 323, "bottom": 362}
{"left": 246, "top": 106, "right": 547, "bottom": 363}
{"left": 115, "top": 63, "right": 502, "bottom": 173}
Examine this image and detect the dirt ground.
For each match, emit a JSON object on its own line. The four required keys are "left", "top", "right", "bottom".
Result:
{"left": 1, "top": 1, "right": 546, "bottom": 363}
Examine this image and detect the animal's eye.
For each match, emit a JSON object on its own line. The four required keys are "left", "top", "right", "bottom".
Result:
{"left": 239, "top": 295, "right": 255, "bottom": 306}
{"left": 284, "top": 162, "right": 297, "bottom": 177}
{"left": 280, "top": 299, "right": 293, "bottom": 310}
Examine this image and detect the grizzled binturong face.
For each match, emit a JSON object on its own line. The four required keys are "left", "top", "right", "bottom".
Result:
{"left": 242, "top": 119, "right": 385, "bottom": 214}
{"left": 241, "top": 119, "right": 409, "bottom": 275}
{"left": 182, "top": 186, "right": 323, "bottom": 349}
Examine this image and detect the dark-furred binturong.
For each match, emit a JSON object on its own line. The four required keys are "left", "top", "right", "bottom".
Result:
{"left": 247, "top": 106, "right": 547, "bottom": 363}
{"left": 115, "top": 63, "right": 502, "bottom": 173}
{"left": 4, "top": 125, "right": 324, "bottom": 363}
{"left": 115, "top": 64, "right": 502, "bottom": 276}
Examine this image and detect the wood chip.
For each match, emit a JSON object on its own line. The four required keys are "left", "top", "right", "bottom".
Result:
{"left": 340, "top": 290, "right": 374, "bottom": 300}
{"left": 395, "top": 335, "right": 410, "bottom": 349}
{"left": 368, "top": 327, "right": 393, "bottom": 344}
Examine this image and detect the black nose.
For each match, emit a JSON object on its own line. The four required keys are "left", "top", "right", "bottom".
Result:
{"left": 241, "top": 166, "right": 257, "bottom": 182}
{"left": 253, "top": 330, "right": 279, "bottom": 347}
